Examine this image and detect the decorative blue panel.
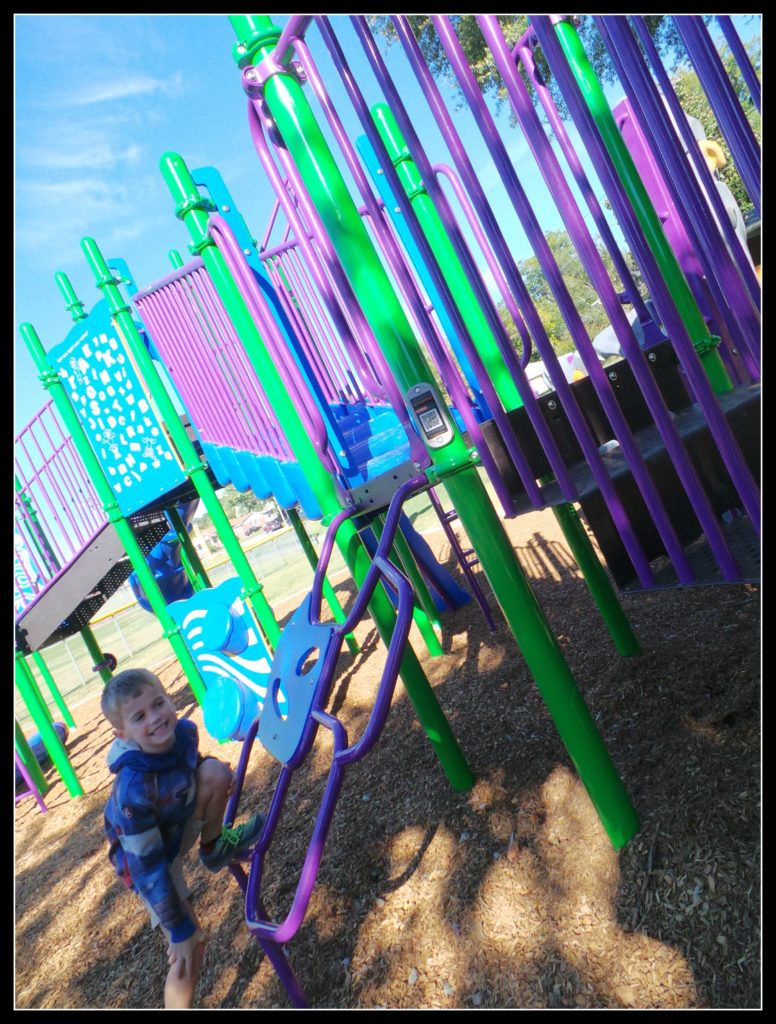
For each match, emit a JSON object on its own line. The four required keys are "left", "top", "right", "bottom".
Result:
{"left": 48, "top": 299, "right": 186, "bottom": 515}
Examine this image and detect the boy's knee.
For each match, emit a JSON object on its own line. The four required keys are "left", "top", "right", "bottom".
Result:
{"left": 196, "top": 757, "right": 233, "bottom": 797}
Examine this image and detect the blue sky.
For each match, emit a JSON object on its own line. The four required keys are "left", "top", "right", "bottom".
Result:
{"left": 12, "top": 14, "right": 595, "bottom": 436}
{"left": 14, "top": 14, "right": 759, "bottom": 437}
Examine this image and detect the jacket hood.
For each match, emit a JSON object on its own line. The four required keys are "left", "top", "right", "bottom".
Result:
{"left": 106, "top": 721, "right": 192, "bottom": 775}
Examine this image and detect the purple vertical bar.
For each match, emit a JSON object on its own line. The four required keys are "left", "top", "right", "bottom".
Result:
{"left": 530, "top": 16, "right": 760, "bottom": 534}
{"left": 673, "top": 16, "right": 760, "bottom": 217}
{"left": 630, "top": 17, "right": 761, "bottom": 315}
{"left": 597, "top": 16, "right": 760, "bottom": 377}
{"left": 514, "top": 34, "right": 661, "bottom": 337}
{"left": 716, "top": 16, "right": 761, "bottom": 113}
{"left": 481, "top": 14, "right": 741, "bottom": 581}
{"left": 248, "top": 110, "right": 392, "bottom": 406}
{"left": 245, "top": 100, "right": 429, "bottom": 468}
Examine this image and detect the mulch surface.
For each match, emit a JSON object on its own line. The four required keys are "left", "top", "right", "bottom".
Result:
{"left": 15, "top": 509, "right": 760, "bottom": 1009}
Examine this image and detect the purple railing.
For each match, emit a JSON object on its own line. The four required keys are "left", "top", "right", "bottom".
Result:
{"left": 15, "top": 401, "right": 106, "bottom": 618}
{"left": 133, "top": 260, "right": 296, "bottom": 465}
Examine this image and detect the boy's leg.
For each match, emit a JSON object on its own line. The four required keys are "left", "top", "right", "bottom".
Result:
{"left": 163, "top": 900, "right": 205, "bottom": 1009}
{"left": 194, "top": 757, "right": 234, "bottom": 850}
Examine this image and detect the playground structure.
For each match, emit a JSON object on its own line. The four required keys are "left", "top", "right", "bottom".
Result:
{"left": 16, "top": 14, "right": 759, "bottom": 1009}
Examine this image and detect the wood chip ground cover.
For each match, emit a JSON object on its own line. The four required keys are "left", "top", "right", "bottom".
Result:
{"left": 14, "top": 509, "right": 760, "bottom": 1008}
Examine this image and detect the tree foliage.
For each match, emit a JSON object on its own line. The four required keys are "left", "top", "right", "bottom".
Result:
{"left": 367, "top": 16, "right": 685, "bottom": 122}
{"left": 498, "top": 229, "right": 648, "bottom": 359}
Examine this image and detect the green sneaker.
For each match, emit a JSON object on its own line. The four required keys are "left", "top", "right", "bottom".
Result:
{"left": 200, "top": 814, "right": 265, "bottom": 872}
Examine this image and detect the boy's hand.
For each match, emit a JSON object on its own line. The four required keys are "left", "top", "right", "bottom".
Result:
{"left": 168, "top": 929, "right": 205, "bottom": 980}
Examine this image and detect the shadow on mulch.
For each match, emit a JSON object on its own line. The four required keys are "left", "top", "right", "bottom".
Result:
{"left": 15, "top": 521, "right": 760, "bottom": 1009}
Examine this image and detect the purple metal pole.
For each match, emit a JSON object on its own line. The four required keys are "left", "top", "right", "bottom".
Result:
{"left": 630, "top": 17, "right": 761, "bottom": 316}
{"left": 263, "top": 254, "right": 341, "bottom": 404}
{"left": 673, "top": 16, "right": 760, "bottom": 217}
{"left": 530, "top": 16, "right": 760, "bottom": 534}
{"left": 247, "top": 106, "right": 395, "bottom": 409}
{"left": 481, "top": 14, "right": 741, "bottom": 581}
{"left": 208, "top": 213, "right": 349, "bottom": 471}
{"left": 330, "top": 16, "right": 586, "bottom": 511}
{"left": 433, "top": 163, "right": 534, "bottom": 364}
{"left": 716, "top": 16, "right": 760, "bottom": 113}
{"left": 596, "top": 16, "right": 760, "bottom": 378}
{"left": 429, "top": 15, "right": 691, "bottom": 584}
{"left": 514, "top": 33, "right": 660, "bottom": 339}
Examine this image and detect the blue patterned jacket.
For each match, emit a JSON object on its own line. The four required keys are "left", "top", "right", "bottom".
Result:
{"left": 104, "top": 718, "right": 199, "bottom": 943}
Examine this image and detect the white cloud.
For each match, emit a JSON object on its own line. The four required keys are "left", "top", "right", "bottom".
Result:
{"left": 63, "top": 72, "right": 184, "bottom": 107}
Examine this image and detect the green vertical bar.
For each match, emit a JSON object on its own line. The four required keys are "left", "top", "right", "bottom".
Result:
{"left": 551, "top": 504, "right": 640, "bottom": 656}
{"left": 160, "top": 148, "right": 474, "bottom": 792}
{"left": 371, "top": 102, "right": 523, "bottom": 411}
{"left": 15, "top": 652, "right": 83, "bottom": 798}
{"left": 371, "top": 513, "right": 444, "bottom": 656}
{"left": 31, "top": 650, "right": 77, "bottom": 729}
{"left": 81, "top": 623, "right": 113, "bottom": 683}
{"left": 16, "top": 720, "right": 50, "bottom": 797}
{"left": 165, "top": 505, "right": 212, "bottom": 592}
{"left": 287, "top": 508, "right": 360, "bottom": 654}
{"left": 231, "top": 15, "right": 638, "bottom": 846}
{"left": 20, "top": 654, "right": 55, "bottom": 727}
{"left": 553, "top": 19, "right": 732, "bottom": 394}
{"left": 20, "top": 321, "right": 208, "bottom": 706}
{"left": 80, "top": 237, "right": 283, "bottom": 651}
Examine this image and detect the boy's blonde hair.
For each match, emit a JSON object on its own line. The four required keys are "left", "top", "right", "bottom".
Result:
{"left": 101, "top": 668, "right": 165, "bottom": 728}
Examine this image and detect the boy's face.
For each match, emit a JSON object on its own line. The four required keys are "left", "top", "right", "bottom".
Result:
{"left": 114, "top": 682, "right": 178, "bottom": 754}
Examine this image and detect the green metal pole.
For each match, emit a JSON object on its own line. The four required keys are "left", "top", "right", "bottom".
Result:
{"left": 375, "top": 103, "right": 639, "bottom": 657}
{"left": 372, "top": 102, "right": 523, "bottom": 411}
{"left": 165, "top": 504, "right": 212, "bottom": 592}
{"left": 371, "top": 512, "right": 444, "bottom": 656}
{"left": 552, "top": 19, "right": 732, "bottom": 395}
{"left": 19, "top": 654, "right": 56, "bottom": 727}
{"left": 80, "top": 236, "right": 281, "bottom": 651}
{"left": 161, "top": 148, "right": 473, "bottom": 792}
{"left": 81, "top": 623, "right": 113, "bottom": 683}
{"left": 287, "top": 507, "right": 360, "bottom": 655}
{"left": 20, "top": 321, "right": 208, "bottom": 706}
{"left": 15, "top": 651, "right": 83, "bottom": 798}
{"left": 31, "top": 650, "right": 77, "bottom": 729}
{"left": 232, "top": 15, "right": 638, "bottom": 847}
{"left": 551, "top": 504, "right": 640, "bottom": 656}
{"left": 16, "top": 719, "right": 50, "bottom": 798}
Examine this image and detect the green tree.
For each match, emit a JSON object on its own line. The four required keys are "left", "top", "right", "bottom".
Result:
{"left": 368, "top": 16, "right": 689, "bottom": 122}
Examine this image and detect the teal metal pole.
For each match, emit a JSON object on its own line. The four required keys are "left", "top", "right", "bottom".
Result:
{"left": 20, "top": 321, "right": 208, "bottom": 706}
{"left": 231, "top": 15, "right": 638, "bottom": 847}
{"left": 15, "top": 652, "right": 83, "bottom": 798}
{"left": 31, "top": 650, "right": 77, "bottom": 730}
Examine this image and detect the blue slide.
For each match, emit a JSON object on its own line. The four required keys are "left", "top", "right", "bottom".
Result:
{"left": 129, "top": 500, "right": 199, "bottom": 612}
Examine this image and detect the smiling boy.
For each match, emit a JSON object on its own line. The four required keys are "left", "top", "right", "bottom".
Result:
{"left": 101, "top": 668, "right": 264, "bottom": 1008}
